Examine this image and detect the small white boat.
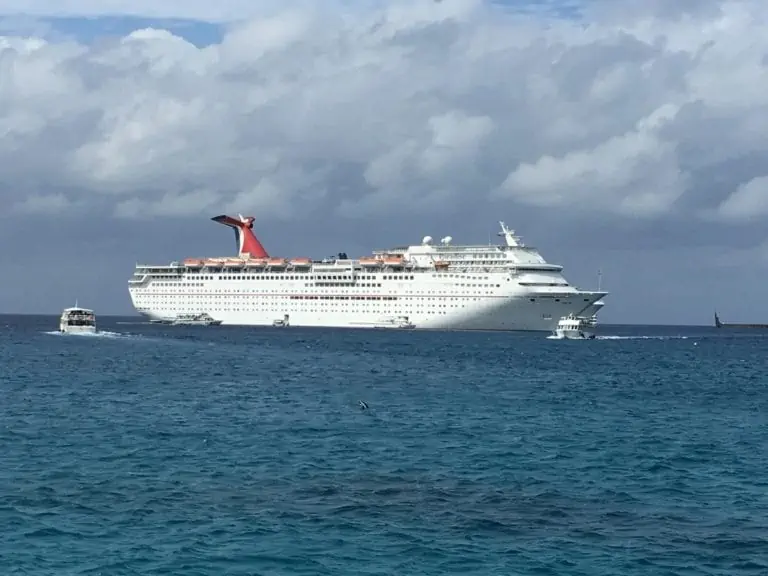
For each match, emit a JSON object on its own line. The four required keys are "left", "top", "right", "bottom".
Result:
{"left": 59, "top": 305, "right": 97, "bottom": 334}
{"left": 272, "top": 314, "right": 290, "bottom": 327}
{"left": 550, "top": 314, "right": 596, "bottom": 340}
{"left": 171, "top": 313, "right": 222, "bottom": 326}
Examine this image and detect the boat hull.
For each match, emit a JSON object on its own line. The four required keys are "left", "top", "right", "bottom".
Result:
{"left": 59, "top": 324, "right": 97, "bottom": 334}
{"left": 135, "top": 292, "right": 603, "bottom": 332}
{"left": 550, "top": 328, "right": 595, "bottom": 340}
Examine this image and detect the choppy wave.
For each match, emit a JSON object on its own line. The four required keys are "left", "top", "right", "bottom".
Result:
{"left": 3, "top": 320, "right": 767, "bottom": 574}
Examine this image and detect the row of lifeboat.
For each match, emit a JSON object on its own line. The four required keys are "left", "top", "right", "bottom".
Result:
{"left": 183, "top": 257, "right": 312, "bottom": 269}
{"left": 182, "top": 254, "right": 417, "bottom": 269}
{"left": 363, "top": 254, "right": 449, "bottom": 270}
{"left": 359, "top": 255, "right": 408, "bottom": 268}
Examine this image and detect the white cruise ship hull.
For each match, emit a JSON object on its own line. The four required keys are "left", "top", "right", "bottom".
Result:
{"left": 131, "top": 284, "right": 604, "bottom": 332}
{"left": 128, "top": 215, "right": 608, "bottom": 332}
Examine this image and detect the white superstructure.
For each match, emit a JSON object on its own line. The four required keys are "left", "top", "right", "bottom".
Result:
{"left": 128, "top": 216, "right": 607, "bottom": 332}
{"left": 59, "top": 305, "right": 97, "bottom": 334}
{"left": 550, "top": 314, "right": 596, "bottom": 340}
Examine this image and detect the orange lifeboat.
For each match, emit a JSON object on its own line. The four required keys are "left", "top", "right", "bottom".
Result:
{"left": 267, "top": 258, "right": 287, "bottom": 267}
{"left": 184, "top": 258, "right": 203, "bottom": 267}
{"left": 246, "top": 259, "right": 267, "bottom": 267}
{"left": 359, "top": 257, "right": 381, "bottom": 267}
{"left": 290, "top": 257, "right": 312, "bottom": 267}
{"left": 434, "top": 260, "right": 450, "bottom": 270}
{"left": 384, "top": 255, "right": 404, "bottom": 266}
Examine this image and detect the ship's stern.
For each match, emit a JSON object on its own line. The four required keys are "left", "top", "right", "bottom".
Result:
{"left": 127, "top": 266, "right": 165, "bottom": 322}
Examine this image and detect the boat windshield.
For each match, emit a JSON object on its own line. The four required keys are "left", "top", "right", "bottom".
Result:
{"left": 64, "top": 311, "right": 95, "bottom": 326}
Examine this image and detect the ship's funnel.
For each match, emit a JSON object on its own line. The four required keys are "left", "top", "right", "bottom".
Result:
{"left": 211, "top": 214, "right": 269, "bottom": 258}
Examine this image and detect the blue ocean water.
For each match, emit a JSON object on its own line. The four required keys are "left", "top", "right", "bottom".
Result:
{"left": 1, "top": 315, "right": 766, "bottom": 575}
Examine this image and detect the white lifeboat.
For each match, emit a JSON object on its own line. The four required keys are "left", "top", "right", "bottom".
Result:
{"left": 359, "top": 257, "right": 381, "bottom": 267}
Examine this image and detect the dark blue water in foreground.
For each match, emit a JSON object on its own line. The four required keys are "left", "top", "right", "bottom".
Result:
{"left": 1, "top": 315, "right": 767, "bottom": 575}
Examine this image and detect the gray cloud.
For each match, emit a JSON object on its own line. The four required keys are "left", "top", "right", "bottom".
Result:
{"left": 1, "top": 0, "right": 767, "bottom": 323}
{"left": 1, "top": 0, "right": 766, "bottom": 223}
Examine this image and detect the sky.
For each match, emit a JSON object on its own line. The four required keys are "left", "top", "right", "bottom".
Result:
{"left": 0, "top": 0, "right": 766, "bottom": 324}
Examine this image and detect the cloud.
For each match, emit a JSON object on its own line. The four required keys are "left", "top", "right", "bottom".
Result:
{"left": 497, "top": 104, "right": 687, "bottom": 217}
{"left": 716, "top": 175, "right": 768, "bottom": 221}
{"left": 0, "top": 0, "right": 767, "bottom": 232}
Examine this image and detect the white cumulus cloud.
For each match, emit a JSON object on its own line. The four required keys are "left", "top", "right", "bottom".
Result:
{"left": 716, "top": 175, "right": 768, "bottom": 221}
{"left": 0, "top": 0, "right": 768, "bottom": 225}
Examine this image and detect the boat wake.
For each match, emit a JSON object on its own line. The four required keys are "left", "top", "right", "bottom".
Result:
{"left": 42, "top": 330, "right": 126, "bottom": 338}
{"left": 547, "top": 334, "right": 690, "bottom": 341}
{"left": 596, "top": 335, "right": 689, "bottom": 340}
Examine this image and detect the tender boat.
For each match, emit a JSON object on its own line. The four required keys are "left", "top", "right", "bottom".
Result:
{"left": 171, "top": 313, "right": 222, "bottom": 326}
{"left": 59, "top": 305, "right": 97, "bottom": 334}
{"left": 272, "top": 314, "right": 290, "bottom": 327}
{"left": 550, "top": 314, "right": 596, "bottom": 340}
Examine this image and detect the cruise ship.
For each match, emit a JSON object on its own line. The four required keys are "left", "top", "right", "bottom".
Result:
{"left": 128, "top": 215, "right": 607, "bottom": 331}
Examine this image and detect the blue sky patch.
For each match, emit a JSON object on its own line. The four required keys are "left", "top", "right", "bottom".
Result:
{"left": 0, "top": 15, "right": 224, "bottom": 46}
{"left": 0, "top": 0, "right": 587, "bottom": 45}
{"left": 48, "top": 16, "right": 225, "bottom": 46}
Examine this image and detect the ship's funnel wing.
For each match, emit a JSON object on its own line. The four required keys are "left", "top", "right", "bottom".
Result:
{"left": 211, "top": 214, "right": 269, "bottom": 258}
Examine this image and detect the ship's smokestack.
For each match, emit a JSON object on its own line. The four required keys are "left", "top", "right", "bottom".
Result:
{"left": 211, "top": 214, "right": 269, "bottom": 259}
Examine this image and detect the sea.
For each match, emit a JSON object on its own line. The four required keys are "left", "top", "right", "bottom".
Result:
{"left": 1, "top": 314, "right": 766, "bottom": 575}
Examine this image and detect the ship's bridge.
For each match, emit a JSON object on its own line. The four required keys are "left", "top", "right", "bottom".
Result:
{"left": 393, "top": 222, "right": 564, "bottom": 273}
